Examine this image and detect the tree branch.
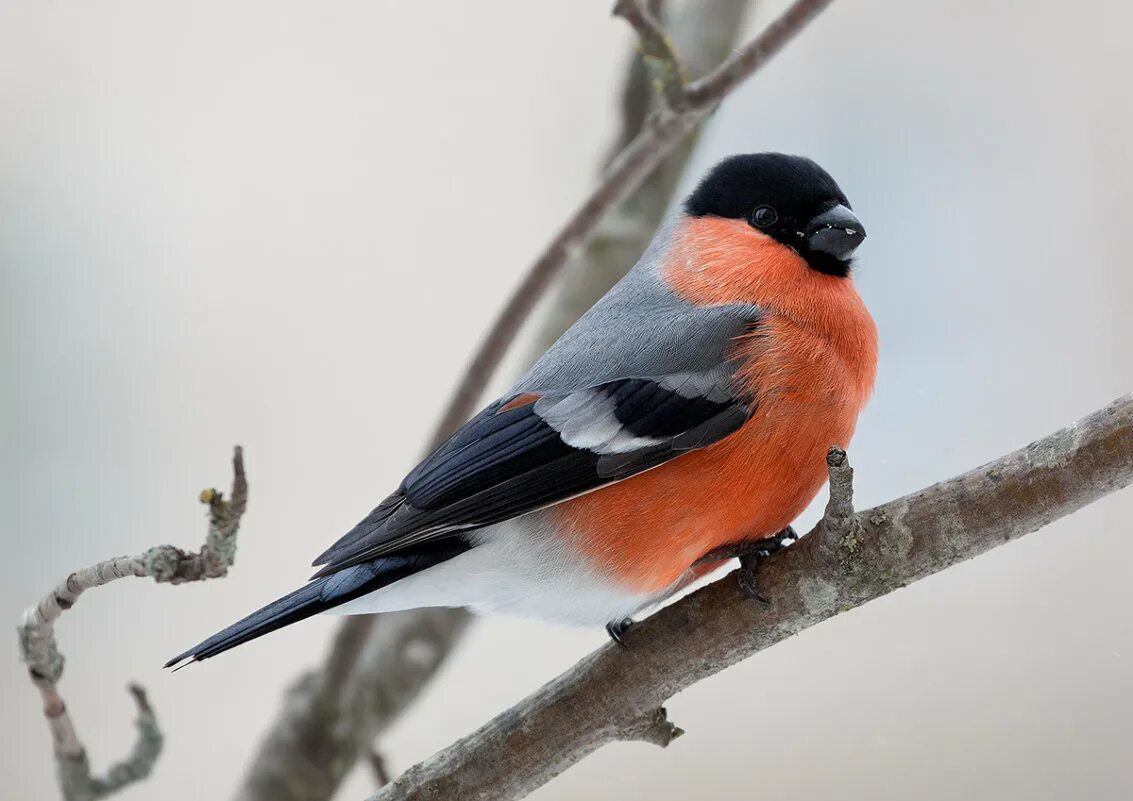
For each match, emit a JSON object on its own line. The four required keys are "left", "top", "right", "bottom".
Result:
{"left": 427, "top": 0, "right": 839, "bottom": 446}
{"left": 18, "top": 446, "right": 248, "bottom": 801}
{"left": 369, "top": 395, "right": 1133, "bottom": 801}
{"left": 535, "top": 0, "right": 753, "bottom": 355}
{"left": 685, "top": 0, "right": 834, "bottom": 107}
{"left": 233, "top": 608, "right": 470, "bottom": 801}
{"left": 234, "top": 4, "right": 756, "bottom": 799}
{"left": 365, "top": 750, "right": 392, "bottom": 789}
{"left": 613, "top": 0, "right": 687, "bottom": 110}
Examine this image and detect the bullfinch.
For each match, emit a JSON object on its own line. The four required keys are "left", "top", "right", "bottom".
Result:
{"left": 168, "top": 152, "right": 877, "bottom": 665}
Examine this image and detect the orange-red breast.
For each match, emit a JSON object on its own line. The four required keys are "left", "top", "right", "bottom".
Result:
{"left": 168, "top": 153, "right": 877, "bottom": 666}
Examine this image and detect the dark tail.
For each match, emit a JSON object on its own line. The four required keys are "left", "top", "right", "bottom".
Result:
{"left": 165, "top": 540, "right": 469, "bottom": 668}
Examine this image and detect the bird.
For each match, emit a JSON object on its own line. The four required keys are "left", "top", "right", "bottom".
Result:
{"left": 166, "top": 152, "right": 878, "bottom": 667}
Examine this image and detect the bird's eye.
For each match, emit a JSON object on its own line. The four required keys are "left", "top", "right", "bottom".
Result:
{"left": 750, "top": 206, "right": 778, "bottom": 228}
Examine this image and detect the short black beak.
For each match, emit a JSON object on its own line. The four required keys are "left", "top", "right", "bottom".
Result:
{"left": 806, "top": 204, "right": 866, "bottom": 261}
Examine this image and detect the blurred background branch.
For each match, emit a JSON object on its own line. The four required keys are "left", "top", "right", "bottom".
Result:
{"left": 16, "top": 447, "right": 247, "bottom": 801}
{"left": 233, "top": 3, "right": 759, "bottom": 799}
{"left": 371, "top": 396, "right": 1133, "bottom": 801}
{"left": 613, "top": 0, "right": 688, "bottom": 110}
{"left": 427, "top": 0, "right": 834, "bottom": 447}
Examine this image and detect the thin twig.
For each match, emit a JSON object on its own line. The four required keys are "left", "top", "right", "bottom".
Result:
{"left": 18, "top": 447, "right": 248, "bottom": 801}
{"left": 685, "top": 0, "right": 836, "bottom": 107}
{"left": 366, "top": 750, "right": 392, "bottom": 788}
{"left": 371, "top": 395, "right": 1133, "bottom": 801}
{"left": 613, "top": 0, "right": 687, "bottom": 109}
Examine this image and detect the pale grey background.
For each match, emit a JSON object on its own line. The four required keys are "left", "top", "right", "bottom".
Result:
{"left": 3, "top": 1, "right": 1131, "bottom": 800}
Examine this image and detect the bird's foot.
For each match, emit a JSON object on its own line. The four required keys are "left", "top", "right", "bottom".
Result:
{"left": 735, "top": 525, "right": 799, "bottom": 605}
{"left": 606, "top": 617, "right": 634, "bottom": 647}
{"left": 758, "top": 525, "right": 800, "bottom": 556}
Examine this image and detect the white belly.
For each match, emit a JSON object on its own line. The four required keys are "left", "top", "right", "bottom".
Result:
{"left": 327, "top": 513, "right": 661, "bottom": 626}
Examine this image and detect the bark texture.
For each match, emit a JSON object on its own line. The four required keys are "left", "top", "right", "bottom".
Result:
{"left": 17, "top": 447, "right": 247, "bottom": 801}
{"left": 370, "top": 395, "right": 1133, "bottom": 801}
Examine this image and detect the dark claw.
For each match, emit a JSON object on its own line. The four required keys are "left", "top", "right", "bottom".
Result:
{"left": 736, "top": 525, "right": 798, "bottom": 605}
{"left": 766, "top": 525, "right": 799, "bottom": 552}
{"left": 606, "top": 618, "right": 634, "bottom": 647}
{"left": 737, "top": 562, "right": 771, "bottom": 605}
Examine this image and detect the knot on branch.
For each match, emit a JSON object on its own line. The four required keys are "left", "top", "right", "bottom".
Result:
{"left": 627, "top": 706, "right": 684, "bottom": 747}
{"left": 141, "top": 543, "right": 233, "bottom": 584}
{"left": 141, "top": 447, "right": 248, "bottom": 584}
{"left": 613, "top": 0, "right": 687, "bottom": 110}
{"left": 141, "top": 545, "right": 189, "bottom": 583}
{"left": 19, "top": 620, "right": 65, "bottom": 685}
{"left": 815, "top": 447, "right": 863, "bottom": 570}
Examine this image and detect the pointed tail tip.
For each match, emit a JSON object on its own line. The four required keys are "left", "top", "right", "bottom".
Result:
{"left": 309, "top": 562, "right": 340, "bottom": 580}
{"left": 163, "top": 652, "right": 199, "bottom": 671}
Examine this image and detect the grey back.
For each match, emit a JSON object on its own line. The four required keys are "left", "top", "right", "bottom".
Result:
{"left": 512, "top": 216, "right": 763, "bottom": 395}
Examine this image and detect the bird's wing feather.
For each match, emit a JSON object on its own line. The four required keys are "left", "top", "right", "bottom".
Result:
{"left": 312, "top": 369, "right": 753, "bottom": 577}
{"left": 312, "top": 247, "right": 763, "bottom": 577}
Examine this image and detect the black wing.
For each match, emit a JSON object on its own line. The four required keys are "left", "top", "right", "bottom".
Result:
{"left": 311, "top": 371, "right": 753, "bottom": 578}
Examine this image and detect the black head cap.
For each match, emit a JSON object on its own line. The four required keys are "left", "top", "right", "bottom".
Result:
{"left": 684, "top": 153, "right": 865, "bottom": 277}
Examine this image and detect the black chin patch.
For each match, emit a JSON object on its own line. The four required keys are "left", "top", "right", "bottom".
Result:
{"left": 804, "top": 251, "right": 852, "bottom": 278}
